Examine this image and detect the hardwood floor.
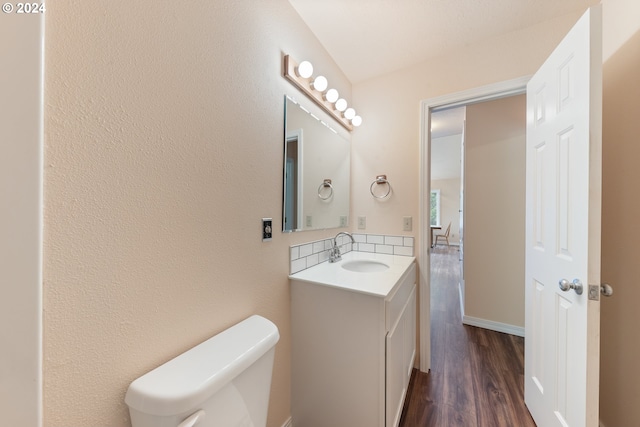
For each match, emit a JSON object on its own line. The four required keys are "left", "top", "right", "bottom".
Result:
{"left": 399, "top": 245, "right": 536, "bottom": 427}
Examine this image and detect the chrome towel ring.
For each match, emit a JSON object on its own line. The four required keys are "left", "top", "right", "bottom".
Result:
{"left": 318, "top": 179, "right": 334, "bottom": 200}
{"left": 370, "top": 175, "right": 391, "bottom": 199}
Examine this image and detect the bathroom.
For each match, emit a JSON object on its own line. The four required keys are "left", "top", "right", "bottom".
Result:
{"left": 2, "top": 0, "right": 640, "bottom": 426}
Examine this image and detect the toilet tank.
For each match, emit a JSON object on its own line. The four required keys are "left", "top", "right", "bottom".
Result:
{"left": 125, "top": 315, "right": 280, "bottom": 427}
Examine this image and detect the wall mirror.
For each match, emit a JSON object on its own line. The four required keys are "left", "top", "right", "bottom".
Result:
{"left": 283, "top": 95, "right": 350, "bottom": 232}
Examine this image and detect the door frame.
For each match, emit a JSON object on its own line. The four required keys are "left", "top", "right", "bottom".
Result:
{"left": 418, "top": 76, "right": 531, "bottom": 372}
{"left": 1, "top": 14, "right": 44, "bottom": 425}
{"left": 284, "top": 128, "right": 304, "bottom": 231}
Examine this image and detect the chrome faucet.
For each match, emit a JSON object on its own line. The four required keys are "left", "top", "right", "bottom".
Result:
{"left": 329, "top": 232, "right": 355, "bottom": 263}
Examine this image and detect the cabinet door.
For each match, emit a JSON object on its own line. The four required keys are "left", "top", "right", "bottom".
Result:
{"left": 386, "top": 284, "right": 417, "bottom": 427}
{"left": 386, "top": 309, "right": 405, "bottom": 427}
{"left": 404, "top": 286, "right": 417, "bottom": 389}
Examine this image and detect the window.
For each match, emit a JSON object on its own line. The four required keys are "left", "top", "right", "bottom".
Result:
{"left": 430, "top": 189, "right": 441, "bottom": 226}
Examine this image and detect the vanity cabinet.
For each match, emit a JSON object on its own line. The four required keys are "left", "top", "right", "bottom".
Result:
{"left": 290, "top": 260, "right": 416, "bottom": 427}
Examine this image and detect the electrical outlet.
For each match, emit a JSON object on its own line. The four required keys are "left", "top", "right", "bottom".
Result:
{"left": 358, "top": 216, "right": 366, "bottom": 229}
{"left": 339, "top": 216, "right": 348, "bottom": 227}
{"left": 306, "top": 215, "right": 313, "bottom": 227}
{"left": 262, "top": 218, "right": 272, "bottom": 241}
{"left": 403, "top": 216, "right": 412, "bottom": 231}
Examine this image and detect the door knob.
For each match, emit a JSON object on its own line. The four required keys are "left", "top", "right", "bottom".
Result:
{"left": 600, "top": 283, "right": 614, "bottom": 297}
{"left": 559, "top": 278, "right": 583, "bottom": 295}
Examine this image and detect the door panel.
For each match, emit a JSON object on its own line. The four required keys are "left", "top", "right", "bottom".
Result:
{"left": 531, "top": 280, "right": 544, "bottom": 395}
{"left": 524, "top": 5, "right": 602, "bottom": 427}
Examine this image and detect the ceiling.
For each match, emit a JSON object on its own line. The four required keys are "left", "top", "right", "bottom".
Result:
{"left": 431, "top": 107, "right": 465, "bottom": 139}
{"left": 288, "top": 0, "right": 598, "bottom": 84}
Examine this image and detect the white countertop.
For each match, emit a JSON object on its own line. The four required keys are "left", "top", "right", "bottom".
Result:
{"left": 289, "top": 251, "right": 416, "bottom": 297}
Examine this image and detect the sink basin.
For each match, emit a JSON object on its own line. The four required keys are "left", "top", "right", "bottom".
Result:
{"left": 341, "top": 259, "right": 389, "bottom": 273}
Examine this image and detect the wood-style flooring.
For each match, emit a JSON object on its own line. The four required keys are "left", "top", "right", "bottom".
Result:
{"left": 399, "top": 245, "right": 536, "bottom": 427}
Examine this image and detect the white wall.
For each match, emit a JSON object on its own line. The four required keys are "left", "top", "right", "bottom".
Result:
{"left": 431, "top": 133, "right": 462, "bottom": 243}
{"left": 0, "top": 13, "right": 43, "bottom": 426}
{"left": 430, "top": 178, "right": 460, "bottom": 244}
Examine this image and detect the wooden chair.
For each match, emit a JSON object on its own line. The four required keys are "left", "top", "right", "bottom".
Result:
{"left": 434, "top": 222, "right": 451, "bottom": 247}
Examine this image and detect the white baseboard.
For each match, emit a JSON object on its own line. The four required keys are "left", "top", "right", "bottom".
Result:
{"left": 282, "top": 417, "right": 293, "bottom": 427}
{"left": 462, "top": 315, "right": 525, "bottom": 337}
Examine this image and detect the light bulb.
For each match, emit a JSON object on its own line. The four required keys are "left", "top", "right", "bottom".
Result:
{"left": 335, "top": 98, "right": 347, "bottom": 112}
{"left": 344, "top": 108, "right": 356, "bottom": 120}
{"left": 296, "top": 61, "right": 313, "bottom": 79}
{"left": 324, "top": 88, "right": 339, "bottom": 103}
{"left": 311, "top": 75, "right": 328, "bottom": 92}
{"left": 351, "top": 116, "right": 362, "bottom": 127}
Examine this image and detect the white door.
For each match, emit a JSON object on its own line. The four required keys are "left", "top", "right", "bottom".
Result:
{"left": 524, "top": 5, "right": 602, "bottom": 427}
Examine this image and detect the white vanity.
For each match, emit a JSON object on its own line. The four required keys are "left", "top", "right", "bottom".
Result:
{"left": 290, "top": 251, "right": 417, "bottom": 427}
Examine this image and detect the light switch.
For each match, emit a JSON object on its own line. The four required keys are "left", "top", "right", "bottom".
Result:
{"left": 403, "top": 216, "right": 412, "bottom": 231}
{"left": 358, "top": 216, "right": 366, "bottom": 229}
{"left": 262, "top": 218, "right": 272, "bottom": 241}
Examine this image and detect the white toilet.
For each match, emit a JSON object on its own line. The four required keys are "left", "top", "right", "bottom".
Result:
{"left": 125, "top": 315, "right": 280, "bottom": 427}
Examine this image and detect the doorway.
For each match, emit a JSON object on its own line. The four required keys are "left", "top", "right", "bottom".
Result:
{"left": 430, "top": 106, "right": 465, "bottom": 312}
{"left": 284, "top": 130, "right": 302, "bottom": 231}
{"left": 430, "top": 92, "right": 527, "bottom": 332}
{"left": 418, "top": 76, "right": 529, "bottom": 373}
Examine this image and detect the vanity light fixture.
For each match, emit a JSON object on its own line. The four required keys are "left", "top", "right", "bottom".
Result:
{"left": 296, "top": 60, "right": 314, "bottom": 79}
{"left": 284, "top": 54, "right": 361, "bottom": 132}
{"left": 324, "top": 88, "right": 339, "bottom": 103}
{"left": 344, "top": 108, "right": 356, "bottom": 120}
{"left": 311, "top": 75, "right": 328, "bottom": 92}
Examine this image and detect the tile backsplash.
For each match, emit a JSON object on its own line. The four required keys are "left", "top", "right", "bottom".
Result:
{"left": 289, "top": 233, "right": 415, "bottom": 274}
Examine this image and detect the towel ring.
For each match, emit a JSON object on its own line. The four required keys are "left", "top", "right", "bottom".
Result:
{"left": 370, "top": 175, "right": 391, "bottom": 199}
{"left": 318, "top": 179, "right": 333, "bottom": 200}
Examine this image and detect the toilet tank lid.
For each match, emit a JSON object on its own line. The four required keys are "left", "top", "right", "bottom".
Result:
{"left": 125, "top": 315, "right": 279, "bottom": 416}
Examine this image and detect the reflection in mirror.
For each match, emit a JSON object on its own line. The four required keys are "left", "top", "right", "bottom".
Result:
{"left": 283, "top": 96, "right": 350, "bottom": 232}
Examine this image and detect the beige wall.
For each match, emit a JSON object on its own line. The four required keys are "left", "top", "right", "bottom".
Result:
{"left": 26, "top": 0, "right": 640, "bottom": 425}
{"left": 600, "top": 0, "right": 640, "bottom": 425}
{"left": 352, "top": 1, "right": 640, "bottom": 424}
{"left": 0, "top": 13, "right": 43, "bottom": 425}
{"left": 350, "top": 12, "right": 584, "bottom": 352}
{"left": 43, "top": 1, "right": 351, "bottom": 426}
{"left": 351, "top": 11, "right": 585, "bottom": 248}
{"left": 464, "top": 95, "right": 526, "bottom": 329}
